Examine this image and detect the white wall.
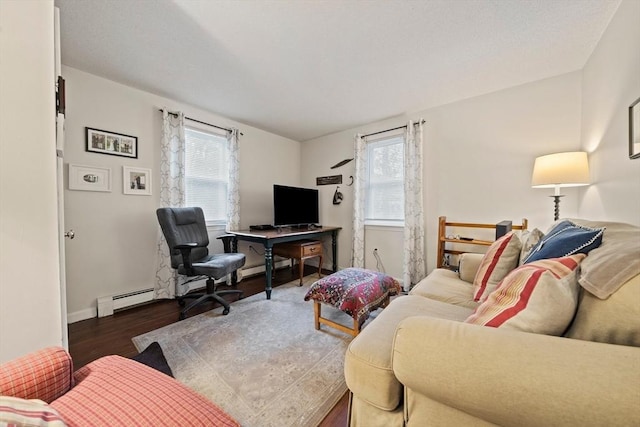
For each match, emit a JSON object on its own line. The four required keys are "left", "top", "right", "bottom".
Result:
{"left": 578, "top": 0, "right": 640, "bottom": 224}
{"left": 303, "top": 0, "right": 640, "bottom": 277}
{"left": 302, "top": 72, "right": 584, "bottom": 275}
{"left": 0, "top": 0, "right": 63, "bottom": 362}
{"left": 62, "top": 67, "right": 300, "bottom": 321}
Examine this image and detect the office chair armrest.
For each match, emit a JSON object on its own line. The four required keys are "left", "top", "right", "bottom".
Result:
{"left": 217, "top": 234, "right": 236, "bottom": 253}
{"left": 176, "top": 243, "right": 198, "bottom": 273}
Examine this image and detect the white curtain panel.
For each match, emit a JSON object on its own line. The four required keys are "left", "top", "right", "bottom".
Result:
{"left": 226, "top": 128, "right": 243, "bottom": 283}
{"left": 153, "top": 109, "right": 186, "bottom": 299}
{"left": 226, "top": 128, "right": 241, "bottom": 232}
{"left": 351, "top": 134, "right": 366, "bottom": 268}
{"left": 403, "top": 120, "right": 426, "bottom": 290}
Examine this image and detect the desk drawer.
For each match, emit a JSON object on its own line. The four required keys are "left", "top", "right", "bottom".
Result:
{"left": 273, "top": 240, "right": 322, "bottom": 259}
{"left": 302, "top": 243, "right": 322, "bottom": 257}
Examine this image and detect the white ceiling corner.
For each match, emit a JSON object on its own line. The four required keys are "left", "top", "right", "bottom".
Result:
{"left": 55, "top": 0, "right": 621, "bottom": 142}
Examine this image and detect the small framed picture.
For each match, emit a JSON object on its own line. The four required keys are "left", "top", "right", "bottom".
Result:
{"left": 123, "top": 166, "right": 152, "bottom": 195}
{"left": 630, "top": 97, "right": 640, "bottom": 159}
{"left": 69, "top": 164, "right": 112, "bottom": 192}
{"left": 86, "top": 127, "right": 138, "bottom": 158}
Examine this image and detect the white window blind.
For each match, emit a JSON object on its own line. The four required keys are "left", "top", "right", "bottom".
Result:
{"left": 184, "top": 127, "right": 229, "bottom": 224}
{"left": 365, "top": 135, "right": 405, "bottom": 224}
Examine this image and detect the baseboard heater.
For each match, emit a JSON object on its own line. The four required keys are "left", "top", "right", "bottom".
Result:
{"left": 97, "top": 288, "right": 154, "bottom": 318}
{"left": 95, "top": 261, "right": 291, "bottom": 318}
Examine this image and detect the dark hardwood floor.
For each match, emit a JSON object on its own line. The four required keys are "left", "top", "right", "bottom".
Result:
{"left": 68, "top": 266, "right": 348, "bottom": 427}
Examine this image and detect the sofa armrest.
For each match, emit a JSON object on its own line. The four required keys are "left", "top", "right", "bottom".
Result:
{"left": 0, "top": 347, "right": 73, "bottom": 403}
{"left": 393, "top": 317, "right": 640, "bottom": 427}
{"left": 457, "top": 253, "right": 484, "bottom": 283}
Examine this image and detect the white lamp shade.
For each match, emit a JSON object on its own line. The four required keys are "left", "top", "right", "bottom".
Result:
{"left": 531, "top": 151, "right": 590, "bottom": 188}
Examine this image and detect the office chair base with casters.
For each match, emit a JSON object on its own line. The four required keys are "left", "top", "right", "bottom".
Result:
{"left": 177, "top": 278, "right": 243, "bottom": 319}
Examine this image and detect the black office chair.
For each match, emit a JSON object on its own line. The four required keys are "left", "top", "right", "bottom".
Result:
{"left": 157, "top": 207, "right": 245, "bottom": 320}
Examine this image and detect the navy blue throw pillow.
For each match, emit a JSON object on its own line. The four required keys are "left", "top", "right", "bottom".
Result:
{"left": 523, "top": 220, "right": 605, "bottom": 264}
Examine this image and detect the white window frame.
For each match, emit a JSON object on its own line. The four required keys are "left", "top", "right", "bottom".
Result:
{"left": 364, "top": 134, "right": 405, "bottom": 228}
{"left": 184, "top": 126, "right": 229, "bottom": 227}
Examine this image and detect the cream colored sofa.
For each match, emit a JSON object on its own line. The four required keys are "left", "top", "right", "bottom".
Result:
{"left": 345, "top": 219, "right": 640, "bottom": 426}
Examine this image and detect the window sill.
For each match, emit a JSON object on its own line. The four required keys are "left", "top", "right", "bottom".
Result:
{"left": 365, "top": 221, "right": 404, "bottom": 229}
{"left": 206, "top": 223, "right": 227, "bottom": 231}
{"left": 364, "top": 221, "right": 404, "bottom": 231}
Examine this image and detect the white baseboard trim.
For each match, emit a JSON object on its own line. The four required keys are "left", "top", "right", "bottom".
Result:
{"left": 67, "top": 307, "right": 96, "bottom": 324}
{"left": 242, "top": 260, "right": 289, "bottom": 277}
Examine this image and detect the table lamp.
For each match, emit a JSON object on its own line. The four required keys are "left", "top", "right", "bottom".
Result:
{"left": 531, "top": 151, "right": 590, "bottom": 220}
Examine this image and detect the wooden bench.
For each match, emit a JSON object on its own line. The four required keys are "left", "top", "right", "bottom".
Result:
{"left": 304, "top": 268, "right": 402, "bottom": 337}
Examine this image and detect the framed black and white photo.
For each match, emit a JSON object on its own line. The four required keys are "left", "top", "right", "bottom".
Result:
{"left": 68, "top": 164, "right": 112, "bottom": 192}
{"left": 86, "top": 127, "right": 138, "bottom": 158}
{"left": 630, "top": 97, "right": 640, "bottom": 159}
{"left": 123, "top": 166, "right": 152, "bottom": 195}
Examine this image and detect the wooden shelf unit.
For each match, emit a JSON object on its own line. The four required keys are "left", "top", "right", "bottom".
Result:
{"left": 437, "top": 216, "right": 528, "bottom": 268}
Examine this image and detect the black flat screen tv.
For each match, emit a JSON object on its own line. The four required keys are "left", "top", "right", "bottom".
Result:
{"left": 273, "top": 184, "right": 319, "bottom": 227}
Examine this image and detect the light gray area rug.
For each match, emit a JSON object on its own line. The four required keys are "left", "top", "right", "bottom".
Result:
{"left": 132, "top": 277, "right": 356, "bottom": 427}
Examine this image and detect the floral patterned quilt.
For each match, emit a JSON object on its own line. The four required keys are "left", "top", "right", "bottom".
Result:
{"left": 304, "top": 268, "right": 402, "bottom": 326}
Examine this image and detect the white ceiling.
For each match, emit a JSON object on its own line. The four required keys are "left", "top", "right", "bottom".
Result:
{"left": 55, "top": 0, "right": 621, "bottom": 142}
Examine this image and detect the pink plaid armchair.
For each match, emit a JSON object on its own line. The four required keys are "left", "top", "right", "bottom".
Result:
{"left": 0, "top": 347, "right": 238, "bottom": 427}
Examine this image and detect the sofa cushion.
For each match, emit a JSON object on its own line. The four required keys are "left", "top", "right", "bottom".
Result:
{"left": 410, "top": 269, "right": 478, "bottom": 309}
{"left": 465, "top": 255, "right": 584, "bottom": 335}
{"left": 457, "top": 253, "right": 484, "bottom": 284}
{"left": 51, "top": 355, "right": 239, "bottom": 427}
{"left": 345, "top": 295, "right": 473, "bottom": 411}
{"left": 0, "top": 396, "right": 68, "bottom": 426}
{"left": 565, "top": 274, "right": 640, "bottom": 346}
{"left": 523, "top": 220, "right": 604, "bottom": 264}
{"left": 472, "top": 231, "right": 522, "bottom": 302}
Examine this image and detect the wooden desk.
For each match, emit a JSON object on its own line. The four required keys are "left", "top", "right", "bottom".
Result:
{"left": 229, "top": 226, "right": 341, "bottom": 299}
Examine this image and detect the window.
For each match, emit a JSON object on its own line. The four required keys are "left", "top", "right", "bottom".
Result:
{"left": 184, "top": 127, "right": 229, "bottom": 224}
{"left": 365, "top": 135, "right": 404, "bottom": 225}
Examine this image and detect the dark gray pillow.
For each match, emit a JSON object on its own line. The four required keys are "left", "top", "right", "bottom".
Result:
{"left": 131, "top": 342, "right": 173, "bottom": 377}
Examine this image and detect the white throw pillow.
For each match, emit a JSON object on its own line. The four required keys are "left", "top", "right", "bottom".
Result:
{"left": 0, "top": 396, "right": 67, "bottom": 426}
{"left": 519, "top": 228, "right": 544, "bottom": 264}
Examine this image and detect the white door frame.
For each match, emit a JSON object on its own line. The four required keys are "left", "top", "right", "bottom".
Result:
{"left": 55, "top": 7, "right": 69, "bottom": 350}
